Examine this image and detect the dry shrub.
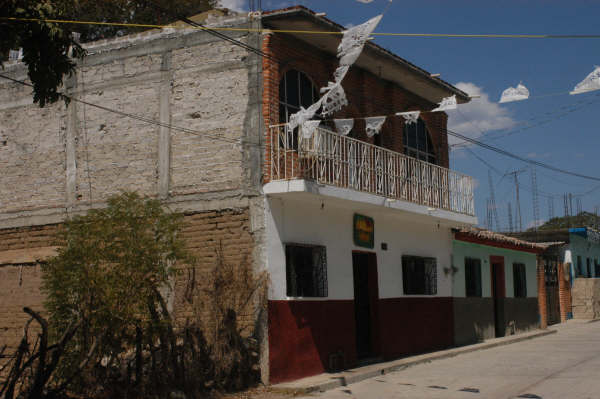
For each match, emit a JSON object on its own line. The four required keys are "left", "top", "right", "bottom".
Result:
{"left": 191, "top": 242, "right": 268, "bottom": 392}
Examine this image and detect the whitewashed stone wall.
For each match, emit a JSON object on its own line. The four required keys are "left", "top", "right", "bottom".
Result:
{"left": 572, "top": 278, "right": 600, "bottom": 319}
{"left": 0, "top": 18, "right": 264, "bottom": 228}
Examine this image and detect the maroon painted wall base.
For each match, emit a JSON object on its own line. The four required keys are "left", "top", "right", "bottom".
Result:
{"left": 268, "top": 297, "right": 455, "bottom": 384}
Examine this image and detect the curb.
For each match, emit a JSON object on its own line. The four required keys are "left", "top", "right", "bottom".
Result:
{"left": 272, "top": 329, "right": 557, "bottom": 394}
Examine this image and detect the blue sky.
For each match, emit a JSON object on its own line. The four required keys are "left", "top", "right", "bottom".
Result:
{"left": 221, "top": 0, "right": 600, "bottom": 231}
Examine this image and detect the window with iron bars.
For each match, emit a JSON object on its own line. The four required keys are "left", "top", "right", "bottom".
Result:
{"left": 402, "top": 255, "right": 437, "bottom": 295}
{"left": 285, "top": 244, "right": 328, "bottom": 297}
{"left": 513, "top": 263, "right": 527, "bottom": 298}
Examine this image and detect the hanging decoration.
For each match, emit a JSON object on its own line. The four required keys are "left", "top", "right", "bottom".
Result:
{"left": 334, "top": 118, "right": 354, "bottom": 135}
{"left": 570, "top": 66, "right": 600, "bottom": 95}
{"left": 289, "top": 14, "right": 382, "bottom": 129}
{"left": 396, "top": 111, "right": 420, "bottom": 125}
{"left": 337, "top": 15, "right": 383, "bottom": 67}
{"left": 365, "top": 116, "right": 386, "bottom": 137}
{"left": 499, "top": 83, "right": 530, "bottom": 103}
{"left": 288, "top": 99, "right": 323, "bottom": 131}
{"left": 431, "top": 95, "right": 457, "bottom": 112}
{"left": 301, "top": 120, "right": 321, "bottom": 139}
{"left": 321, "top": 83, "right": 349, "bottom": 116}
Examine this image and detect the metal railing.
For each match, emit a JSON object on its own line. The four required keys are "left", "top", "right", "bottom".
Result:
{"left": 267, "top": 124, "right": 475, "bottom": 216}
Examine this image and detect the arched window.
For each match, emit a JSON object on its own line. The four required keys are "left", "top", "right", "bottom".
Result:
{"left": 403, "top": 119, "right": 437, "bottom": 165}
{"left": 279, "top": 69, "right": 319, "bottom": 124}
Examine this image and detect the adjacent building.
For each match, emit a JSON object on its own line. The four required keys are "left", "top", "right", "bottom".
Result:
{"left": 452, "top": 228, "right": 545, "bottom": 346}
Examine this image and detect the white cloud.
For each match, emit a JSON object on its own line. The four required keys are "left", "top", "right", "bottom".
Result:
{"left": 447, "top": 82, "right": 516, "bottom": 146}
{"left": 217, "top": 0, "right": 246, "bottom": 11}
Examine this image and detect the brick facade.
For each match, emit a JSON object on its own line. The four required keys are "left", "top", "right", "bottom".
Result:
{"left": 0, "top": 208, "right": 257, "bottom": 351}
{"left": 261, "top": 32, "right": 450, "bottom": 172}
{"left": 0, "top": 225, "right": 59, "bottom": 350}
{"left": 558, "top": 262, "right": 572, "bottom": 321}
{"left": 537, "top": 256, "right": 548, "bottom": 329}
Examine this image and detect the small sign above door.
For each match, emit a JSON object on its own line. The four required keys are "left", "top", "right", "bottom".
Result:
{"left": 353, "top": 214, "right": 374, "bottom": 249}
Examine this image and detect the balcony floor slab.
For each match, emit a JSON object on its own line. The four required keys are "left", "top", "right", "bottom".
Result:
{"left": 263, "top": 179, "right": 477, "bottom": 226}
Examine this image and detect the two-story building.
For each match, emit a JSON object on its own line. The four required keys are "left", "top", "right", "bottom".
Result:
{"left": 0, "top": 6, "right": 476, "bottom": 384}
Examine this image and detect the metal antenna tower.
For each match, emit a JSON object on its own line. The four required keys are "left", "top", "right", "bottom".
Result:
{"left": 505, "top": 168, "right": 527, "bottom": 232}
{"left": 576, "top": 197, "right": 582, "bottom": 216}
{"left": 595, "top": 205, "right": 599, "bottom": 229}
{"left": 564, "top": 194, "right": 570, "bottom": 227}
{"left": 569, "top": 193, "right": 573, "bottom": 218}
{"left": 508, "top": 202, "right": 514, "bottom": 233}
{"left": 548, "top": 196, "right": 555, "bottom": 220}
{"left": 486, "top": 199, "right": 493, "bottom": 230}
{"left": 531, "top": 166, "right": 540, "bottom": 231}
{"left": 488, "top": 169, "right": 500, "bottom": 231}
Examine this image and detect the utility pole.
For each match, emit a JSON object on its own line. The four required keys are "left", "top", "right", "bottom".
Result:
{"left": 576, "top": 197, "right": 582, "bottom": 216}
{"left": 488, "top": 169, "right": 500, "bottom": 231}
{"left": 505, "top": 168, "right": 527, "bottom": 232}
{"left": 564, "top": 194, "right": 571, "bottom": 227}
{"left": 486, "top": 199, "right": 493, "bottom": 230}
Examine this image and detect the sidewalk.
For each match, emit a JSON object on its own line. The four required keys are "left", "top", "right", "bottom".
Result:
{"left": 272, "top": 328, "right": 557, "bottom": 394}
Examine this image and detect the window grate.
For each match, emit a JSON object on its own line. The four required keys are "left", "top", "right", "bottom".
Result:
{"left": 402, "top": 255, "right": 437, "bottom": 295}
{"left": 285, "top": 244, "right": 328, "bottom": 297}
{"left": 465, "top": 257, "right": 482, "bottom": 297}
{"left": 513, "top": 263, "right": 527, "bottom": 298}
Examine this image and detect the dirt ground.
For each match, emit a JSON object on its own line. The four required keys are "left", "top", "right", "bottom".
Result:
{"left": 220, "top": 386, "right": 303, "bottom": 399}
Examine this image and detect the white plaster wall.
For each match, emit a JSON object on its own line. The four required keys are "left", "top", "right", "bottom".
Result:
{"left": 265, "top": 195, "right": 454, "bottom": 301}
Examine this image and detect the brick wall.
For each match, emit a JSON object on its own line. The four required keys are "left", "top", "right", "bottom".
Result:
{"left": 558, "top": 262, "right": 572, "bottom": 321}
{"left": 0, "top": 208, "right": 258, "bottom": 351}
{"left": 171, "top": 208, "right": 258, "bottom": 336}
{"left": 536, "top": 257, "right": 548, "bottom": 328}
{"left": 262, "top": 32, "right": 450, "bottom": 174}
{"left": 0, "top": 224, "right": 59, "bottom": 351}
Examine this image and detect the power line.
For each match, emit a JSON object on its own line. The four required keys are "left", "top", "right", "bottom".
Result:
{"left": 446, "top": 127, "right": 600, "bottom": 182}
{"left": 4, "top": 16, "right": 600, "bottom": 39}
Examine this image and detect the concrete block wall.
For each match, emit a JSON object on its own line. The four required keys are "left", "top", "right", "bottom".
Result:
{"left": 571, "top": 278, "right": 600, "bottom": 319}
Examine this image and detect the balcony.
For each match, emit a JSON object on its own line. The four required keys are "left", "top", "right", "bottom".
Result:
{"left": 265, "top": 124, "right": 475, "bottom": 218}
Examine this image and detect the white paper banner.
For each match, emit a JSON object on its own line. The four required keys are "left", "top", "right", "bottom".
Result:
{"left": 301, "top": 120, "right": 321, "bottom": 139}
{"left": 333, "top": 65, "right": 350, "bottom": 84}
{"left": 320, "top": 83, "right": 349, "bottom": 116}
{"left": 396, "top": 111, "right": 420, "bottom": 125}
{"left": 334, "top": 118, "right": 354, "bottom": 135}
{"left": 431, "top": 95, "right": 457, "bottom": 112}
{"left": 337, "top": 15, "right": 383, "bottom": 67}
{"left": 288, "top": 99, "right": 323, "bottom": 131}
{"left": 570, "top": 66, "right": 600, "bottom": 95}
{"left": 499, "top": 83, "right": 530, "bottom": 103}
{"left": 365, "top": 116, "right": 386, "bottom": 137}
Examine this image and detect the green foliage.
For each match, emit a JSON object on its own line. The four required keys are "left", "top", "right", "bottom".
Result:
{"left": 1, "top": 0, "right": 216, "bottom": 106}
{"left": 1, "top": 0, "right": 84, "bottom": 107}
{"left": 41, "top": 192, "right": 193, "bottom": 381}
{"left": 531, "top": 211, "right": 600, "bottom": 231}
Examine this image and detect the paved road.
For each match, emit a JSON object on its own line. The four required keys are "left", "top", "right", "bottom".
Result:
{"left": 300, "top": 321, "right": 600, "bottom": 399}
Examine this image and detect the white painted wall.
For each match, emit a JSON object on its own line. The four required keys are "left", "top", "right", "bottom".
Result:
{"left": 265, "top": 194, "right": 455, "bottom": 301}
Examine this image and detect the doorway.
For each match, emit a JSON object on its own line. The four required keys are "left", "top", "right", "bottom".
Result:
{"left": 490, "top": 256, "right": 506, "bottom": 338}
{"left": 352, "top": 252, "right": 379, "bottom": 360}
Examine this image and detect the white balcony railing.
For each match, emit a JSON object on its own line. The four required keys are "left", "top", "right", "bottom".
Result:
{"left": 267, "top": 124, "right": 475, "bottom": 216}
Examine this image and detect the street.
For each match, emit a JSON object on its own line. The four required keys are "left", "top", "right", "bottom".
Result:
{"left": 300, "top": 322, "right": 600, "bottom": 399}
